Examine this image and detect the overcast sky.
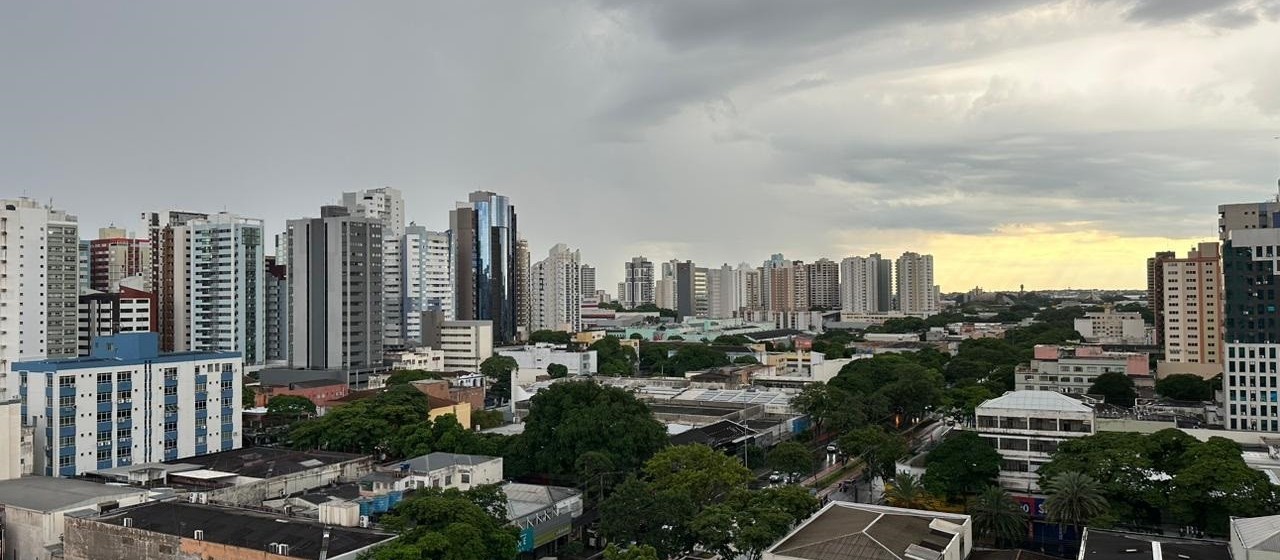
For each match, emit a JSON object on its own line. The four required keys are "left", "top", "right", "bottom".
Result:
{"left": 5, "top": 0, "right": 1280, "bottom": 292}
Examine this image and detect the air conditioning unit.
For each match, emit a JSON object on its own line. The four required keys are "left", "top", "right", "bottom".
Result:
{"left": 359, "top": 515, "right": 371, "bottom": 528}
{"left": 193, "top": 530, "right": 204, "bottom": 541}
{"left": 122, "top": 518, "right": 133, "bottom": 528}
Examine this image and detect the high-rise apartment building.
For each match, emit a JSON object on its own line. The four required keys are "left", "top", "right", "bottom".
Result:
{"left": 1162, "top": 242, "right": 1222, "bottom": 368}
{"left": 621, "top": 256, "right": 655, "bottom": 309}
{"left": 656, "top": 260, "right": 678, "bottom": 311}
{"left": 738, "top": 263, "right": 762, "bottom": 312}
{"left": 674, "top": 261, "right": 709, "bottom": 318}
{"left": 421, "top": 312, "right": 494, "bottom": 372}
{"left": 264, "top": 256, "right": 287, "bottom": 363}
{"left": 1147, "top": 251, "right": 1177, "bottom": 345}
{"left": 88, "top": 227, "right": 151, "bottom": 293}
{"left": 450, "top": 191, "right": 520, "bottom": 343}
{"left": 185, "top": 213, "right": 265, "bottom": 368}
{"left": 1218, "top": 199, "right": 1280, "bottom": 240}
{"left": 13, "top": 332, "right": 242, "bottom": 476}
{"left": 841, "top": 255, "right": 883, "bottom": 313}
{"left": 761, "top": 253, "right": 790, "bottom": 311}
{"left": 580, "top": 264, "right": 596, "bottom": 298}
{"left": 896, "top": 252, "right": 939, "bottom": 314}
{"left": 807, "top": 258, "right": 840, "bottom": 311}
{"left": 342, "top": 187, "right": 406, "bottom": 348}
{"left": 78, "top": 283, "right": 154, "bottom": 356}
{"left": 708, "top": 263, "right": 742, "bottom": 319}
{"left": 1222, "top": 225, "right": 1280, "bottom": 431}
{"left": 143, "top": 210, "right": 208, "bottom": 352}
{"left": 78, "top": 240, "right": 91, "bottom": 294}
{"left": 0, "top": 199, "right": 79, "bottom": 402}
{"left": 286, "top": 206, "right": 384, "bottom": 376}
{"left": 423, "top": 230, "right": 454, "bottom": 319}
{"left": 530, "top": 244, "right": 582, "bottom": 332}
{"left": 401, "top": 225, "right": 431, "bottom": 346}
{"left": 514, "top": 238, "right": 530, "bottom": 337}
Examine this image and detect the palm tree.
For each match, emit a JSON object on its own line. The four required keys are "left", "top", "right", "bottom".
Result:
{"left": 885, "top": 472, "right": 929, "bottom": 510}
{"left": 971, "top": 486, "right": 1028, "bottom": 546}
{"left": 1044, "top": 471, "right": 1109, "bottom": 535}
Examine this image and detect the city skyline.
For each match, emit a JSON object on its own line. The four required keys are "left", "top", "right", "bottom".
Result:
{"left": 6, "top": 2, "right": 1280, "bottom": 291}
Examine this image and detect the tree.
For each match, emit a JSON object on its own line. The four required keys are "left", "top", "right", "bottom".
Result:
{"left": 242, "top": 385, "right": 257, "bottom": 409}
{"left": 386, "top": 370, "right": 441, "bottom": 386}
{"left": 604, "top": 544, "right": 660, "bottom": 560}
{"left": 766, "top": 442, "right": 814, "bottom": 477}
{"left": 972, "top": 486, "right": 1028, "bottom": 546}
{"left": 629, "top": 333, "right": 644, "bottom": 340}
{"left": 528, "top": 329, "right": 572, "bottom": 344}
{"left": 922, "top": 431, "right": 1000, "bottom": 499}
{"left": 839, "top": 427, "right": 907, "bottom": 482}
{"left": 643, "top": 445, "right": 755, "bottom": 506}
{"left": 521, "top": 381, "right": 667, "bottom": 476}
{"left": 885, "top": 472, "right": 931, "bottom": 509}
{"left": 734, "top": 354, "right": 761, "bottom": 365}
{"left": 480, "top": 356, "right": 519, "bottom": 402}
{"left": 471, "top": 409, "right": 503, "bottom": 430}
{"left": 1088, "top": 372, "right": 1137, "bottom": 407}
{"left": 1167, "top": 437, "right": 1278, "bottom": 533}
{"left": 1044, "top": 471, "right": 1109, "bottom": 533}
{"left": 1155, "top": 374, "right": 1213, "bottom": 402}
{"left": 546, "top": 363, "right": 569, "bottom": 379}
{"left": 714, "top": 334, "right": 751, "bottom": 345}
{"left": 590, "top": 335, "right": 637, "bottom": 376}
{"left": 667, "top": 344, "right": 730, "bottom": 374}
{"left": 266, "top": 395, "right": 317, "bottom": 420}
{"left": 369, "top": 485, "right": 520, "bottom": 560}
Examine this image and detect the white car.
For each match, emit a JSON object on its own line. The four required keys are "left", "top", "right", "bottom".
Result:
{"left": 768, "top": 471, "right": 783, "bottom": 483}
{"left": 826, "top": 444, "right": 838, "bottom": 453}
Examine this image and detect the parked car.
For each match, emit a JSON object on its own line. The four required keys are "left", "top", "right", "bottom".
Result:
{"left": 826, "top": 444, "right": 838, "bottom": 453}
{"left": 768, "top": 471, "right": 783, "bottom": 483}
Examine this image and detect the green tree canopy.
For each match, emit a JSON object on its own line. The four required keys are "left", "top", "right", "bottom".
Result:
{"left": 369, "top": 485, "right": 519, "bottom": 560}
{"left": 590, "top": 336, "right": 637, "bottom": 375}
{"left": 1088, "top": 372, "right": 1137, "bottom": 407}
{"left": 528, "top": 329, "right": 572, "bottom": 344}
{"left": 242, "top": 385, "right": 257, "bottom": 409}
{"left": 546, "top": 363, "right": 569, "bottom": 378}
{"left": 766, "top": 442, "right": 815, "bottom": 476}
{"left": 922, "top": 431, "right": 1001, "bottom": 499}
{"left": 386, "top": 370, "right": 442, "bottom": 386}
{"left": 1043, "top": 471, "right": 1109, "bottom": 532}
{"left": 733, "top": 354, "right": 761, "bottom": 365}
{"left": 521, "top": 381, "right": 667, "bottom": 476}
{"left": 266, "top": 395, "right": 317, "bottom": 419}
{"left": 480, "top": 355, "right": 519, "bottom": 401}
{"left": 972, "top": 486, "right": 1029, "bottom": 546}
{"left": 839, "top": 426, "right": 907, "bottom": 482}
{"left": 1155, "top": 374, "right": 1214, "bottom": 402}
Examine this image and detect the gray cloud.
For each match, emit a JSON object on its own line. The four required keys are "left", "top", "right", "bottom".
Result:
{"left": 2, "top": 0, "right": 1278, "bottom": 290}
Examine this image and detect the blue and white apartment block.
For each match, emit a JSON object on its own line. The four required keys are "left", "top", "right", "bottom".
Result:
{"left": 13, "top": 332, "right": 242, "bottom": 477}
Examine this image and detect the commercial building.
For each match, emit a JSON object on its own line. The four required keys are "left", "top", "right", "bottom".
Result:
{"left": 1074, "top": 305, "right": 1149, "bottom": 345}
{"left": 764, "top": 502, "right": 973, "bottom": 560}
{"left": 286, "top": 206, "right": 384, "bottom": 371}
{"left": 342, "top": 187, "right": 406, "bottom": 349}
{"left": 807, "top": 258, "right": 840, "bottom": 310}
{"left": 13, "top": 332, "right": 242, "bottom": 476}
{"left": 421, "top": 312, "right": 494, "bottom": 371}
{"left": 63, "top": 501, "right": 395, "bottom": 560}
{"left": 1078, "top": 528, "right": 1230, "bottom": 560}
{"left": 367, "top": 452, "right": 503, "bottom": 493}
{"left": 529, "top": 243, "right": 583, "bottom": 332}
{"left": 498, "top": 343, "right": 598, "bottom": 383}
{"left": 505, "top": 483, "right": 583, "bottom": 555}
{"left": 1014, "top": 345, "right": 1151, "bottom": 397}
{"left": 142, "top": 210, "right": 209, "bottom": 352}
{"left": 77, "top": 283, "right": 154, "bottom": 356}
{"left": 974, "top": 391, "right": 1096, "bottom": 492}
{"left": 841, "top": 254, "right": 891, "bottom": 313}
{"left": 388, "top": 347, "right": 447, "bottom": 371}
{"left": 621, "top": 256, "right": 655, "bottom": 308}
{"left": 676, "top": 260, "right": 710, "bottom": 318}
{"left": 0, "top": 199, "right": 80, "bottom": 403}
{"left": 1222, "top": 226, "right": 1280, "bottom": 432}
{"left": 896, "top": 252, "right": 939, "bottom": 315}
{"left": 0, "top": 477, "right": 152, "bottom": 560}
{"left": 450, "top": 191, "right": 521, "bottom": 343}
{"left": 185, "top": 213, "right": 266, "bottom": 368}
{"left": 87, "top": 226, "right": 151, "bottom": 293}
{"left": 1161, "top": 242, "right": 1222, "bottom": 371}
{"left": 255, "top": 379, "right": 349, "bottom": 411}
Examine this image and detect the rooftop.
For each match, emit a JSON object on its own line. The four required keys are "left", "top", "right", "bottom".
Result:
{"left": 766, "top": 501, "right": 969, "bottom": 560}
{"left": 393, "top": 452, "right": 501, "bottom": 474}
{"left": 1080, "top": 528, "right": 1231, "bottom": 560}
{"left": 263, "top": 379, "right": 346, "bottom": 389}
{"left": 978, "top": 391, "right": 1095, "bottom": 414}
{"left": 745, "top": 329, "right": 804, "bottom": 341}
{"left": 503, "top": 483, "right": 580, "bottom": 521}
{"left": 14, "top": 332, "right": 238, "bottom": 371}
{"left": 0, "top": 477, "right": 148, "bottom": 513}
{"left": 1231, "top": 515, "right": 1280, "bottom": 552}
{"left": 166, "top": 447, "right": 366, "bottom": 479}
{"left": 91, "top": 501, "right": 393, "bottom": 558}
{"left": 669, "top": 419, "right": 757, "bottom": 448}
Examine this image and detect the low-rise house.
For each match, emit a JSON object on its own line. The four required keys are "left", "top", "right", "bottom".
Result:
{"left": 255, "top": 378, "right": 349, "bottom": 413}
{"left": 764, "top": 502, "right": 972, "bottom": 560}
{"left": 63, "top": 501, "right": 394, "bottom": 560}
{"left": 0, "top": 477, "right": 151, "bottom": 560}
{"left": 365, "top": 452, "right": 504, "bottom": 494}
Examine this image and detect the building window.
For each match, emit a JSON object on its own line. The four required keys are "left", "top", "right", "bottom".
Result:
{"left": 97, "top": 372, "right": 112, "bottom": 385}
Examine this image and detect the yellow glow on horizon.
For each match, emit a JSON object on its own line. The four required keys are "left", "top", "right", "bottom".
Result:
{"left": 831, "top": 224, "right": 1210, "bottom": 292}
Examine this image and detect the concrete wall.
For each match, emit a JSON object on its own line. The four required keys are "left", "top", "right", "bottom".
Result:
{"left": 65, "top": 516, "right": 190, "bottom": 560}
{"left": 204, "top": 457, "right": 375, "bottom": 506}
